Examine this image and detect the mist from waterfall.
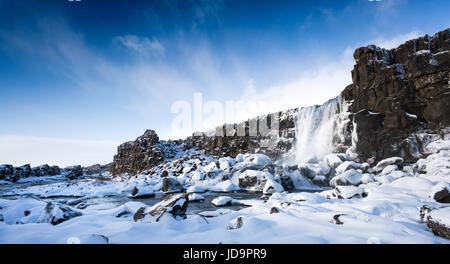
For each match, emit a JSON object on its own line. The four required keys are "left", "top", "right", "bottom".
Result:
{"left": 294, "top": 96, "right": 350, "bottom": 163}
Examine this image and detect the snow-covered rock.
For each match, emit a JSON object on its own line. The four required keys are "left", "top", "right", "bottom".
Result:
{"left": 37, "top": 202, "right": 82, "bottom": 225}
{"left": 323, "top": 154, "right": 345, "bottom": 169}
{"left": 361, "top": 173, "right": 375, "bottom": 184}
{"left": 134, "top": 193, "right": 189, "bottom": 222}
{"left": 162, "top": 177, "right": 183, "bottom": 193}
{"left": 330, "top": 169, "right": 362, "bottom": 186}
{"left": 373, "top": 157, "right": 403, "bottom": 174}
{"left": 188, "top": 193, "right": 205, "bottom": 202}
{"left": 227, "top": 216, "right": 244, "bottom": 230}
{"left": 262, "top": 179, "right": 284, "bottom": 194}
{"left": 198, "top": 208, "right": 233, "bottom": 218}
{"left": 210, "top": 180, "right": 240, "bottom": 192}
{"left": 430, "top": 182, "right": 450, "bottom": 203}
{"left": 335, "top": 161, "right": 362, "bottom": 174}
{"left": 379, "top": 164, "right": 398, "bottom": 175}
{"left": 211, "top": 196, "right": 237, "bottom": 207}
{"left": 289, "top": 192, "right": 327, "bottom": 204}
{"left": 334, "top": 186, "right": 366, "bottom": 199}
{"left": 218, "top": 157, "right": 236, "bottom": 171}
{"left": 128, "top": 185, "right": 155, "bottom": 198}
{"left": 420, "top": 206, "right": 450, "bottom": 239}
{"left": 186, "top": 185, "right": 208, "bottom": 193}
{"left": 237, "top": 170, "right": 273, "bottom": 191}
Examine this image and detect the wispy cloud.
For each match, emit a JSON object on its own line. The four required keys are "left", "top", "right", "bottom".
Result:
{"left": 370, "top": 30, "right": 422, "bottom": 49}
{"left": 114, "top": 35, "right": 166, "bottom": 58}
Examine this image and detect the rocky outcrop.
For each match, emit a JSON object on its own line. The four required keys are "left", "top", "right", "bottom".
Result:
{"left": 341, "top": 28, "right": 450, "bottom": 163}
{"left": 111, "top": 129, "right": 182, "bottom": 174}
{"left": 184, "top": 109, "right": 297, "bottom": 160}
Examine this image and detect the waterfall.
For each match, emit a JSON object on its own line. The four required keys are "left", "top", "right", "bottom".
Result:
{"left": 294, "top": 96, "right": 351, "bottom": 163}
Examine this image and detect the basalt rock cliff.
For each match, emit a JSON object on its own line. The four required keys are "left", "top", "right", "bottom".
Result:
{"left": 111, "top": 29, "right": 450, "bottom": 175}
{"left": 341, "top": 28, "right": 450, "bottom": 163}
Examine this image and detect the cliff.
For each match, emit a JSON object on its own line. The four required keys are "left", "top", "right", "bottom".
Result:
{"left": 110, "top": 28, "right": 450, "bottom": 174}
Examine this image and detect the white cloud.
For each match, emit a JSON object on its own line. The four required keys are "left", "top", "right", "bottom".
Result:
{"left": 228, "top": 47, "right": 354, "bottom": 122}
{"left": 0, "top": 135, "right": 118, "bottom": 167}
{"left": 370, "top": 30, "right": 422, "bottom": 49}
{"left": 114, "top": 35, "right": 165, "bottom": 58}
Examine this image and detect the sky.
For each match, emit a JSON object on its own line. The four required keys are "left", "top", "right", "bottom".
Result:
{"left": 0, "top": 0, "right": 449, "bottom": 167}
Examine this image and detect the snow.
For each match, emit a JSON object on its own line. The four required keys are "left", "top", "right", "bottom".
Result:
{"left": 429, "top": 207, "right": 450, "bottom": 227}
{"left": 211, "top": 196, "right": 235, "bottom": 207}
{"left": 128, "top": 184, "right": 154, "bottom": 198}
{"left": 0, "top": 129, "right": 449, "bottom": 244}
{"left": 262, "top": 179, "right": 284, "bottom": 194}
{"left": 430, "top": 182, "right": 450, "bottom": 199}
{"left": 210, "top": 180, "right": 240, "bottom": 192}
{"left": 330, "top": 169, "right": 363, "bottom": 186}
{"left": 188, "top": 193, "right": 205, "bottom": 202}
{"left": 335, "top": 161, "right": 362, "bottom": 174}
{"left": 218, "top": 157, "right": 235, "bottom": 171}
{"left": 373, "top": 157, "right": 403, "bottom": 174}
{"left": 379, "top": 165, "right": 398, "bottom": 175}
{"left": 334, "top": 185, "right": 366, "bottom": 199}
{"left": 323, "top": 154, "right": 345, "bottom": 169}
{"left": 186, "top": 185, "right": 208, "bottom": 193}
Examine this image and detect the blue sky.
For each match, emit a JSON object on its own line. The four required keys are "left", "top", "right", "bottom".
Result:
{"left": 0, "top": 0, "right": 449, "bottom": 166}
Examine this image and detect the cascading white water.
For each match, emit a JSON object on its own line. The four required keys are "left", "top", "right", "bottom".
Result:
{"left": 294, "top": 96, "right": 351, "bottom": 163}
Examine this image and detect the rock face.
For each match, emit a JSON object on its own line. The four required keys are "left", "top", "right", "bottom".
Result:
{"left": 341, "top": 28, "right": 450, "bottom": 163}
{"left": 111, "top": 129, "right": 182, "bottom": 174}
{"left": 184, "top": 109, "right": 297, "bottom": 160}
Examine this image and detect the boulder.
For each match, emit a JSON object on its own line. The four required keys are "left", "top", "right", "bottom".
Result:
{"left": 162, "top": 177, "right": 183, "bottom": 193}
{"left": 188, "top": 193, "right": 205, "bottom": 202}
{"left": 420, "top": 205, "right": 450, "bottom": 239}
{"left": 333, "top": 214, "right": 345, "bottom": 225}
{"left": 212, "top": 196, "right": 235, "bottom": 207}
{"left": 227, "top": 216, "right": 244, "bottom": 230}
{"left": 323, "top": 154, "right": 346, "bottom": 169}
{"left": 133, "top": 193, "right": 189, "bottom": 222}
{"left": 334, "top": 186, "right": 367, "bottom": 199}
{"left": 37, "top": 202, "right": 82, "bottom": 225}
{"left": 330, "top": 169, "right": 363, "bottom": 187}
{"left": 270, "top": 207, "right": 280, "bottom": 214}
{"left": 128, "top": 185, "right": 155, "bottom": 198}
{"left": 430, "top": 182, "right": 450, "bottom": 203}
{"left": 238, "top": 170, "right": 272, "bottom": 190}
{"left": 262, "top": 179, "right": 284, "bottom": 194}
{"left": 373, "top": 157, "right": 403, "bottom": 174}
{"left": 64, "top": 165, "right": 83, "bottom": 180}
{"left": 0, "top": 165, "right": 16, "bottom": 181}
{"left": 335, "top": 161, "right": 362, "bottom": 174}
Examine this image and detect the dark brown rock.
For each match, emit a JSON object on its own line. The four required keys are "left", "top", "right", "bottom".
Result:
{"left": 342, "top": 28, "right": 450, "bottom": 163}
{"left": 270, "top": 207, "right": 280, "bottom": 214}
{"left": 333, "top": 214, "right": 344, "bottom": 225}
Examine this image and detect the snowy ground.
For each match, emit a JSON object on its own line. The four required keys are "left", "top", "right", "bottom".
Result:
{"left": 0, "top": 133, "right": 449, "bottom": 244}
